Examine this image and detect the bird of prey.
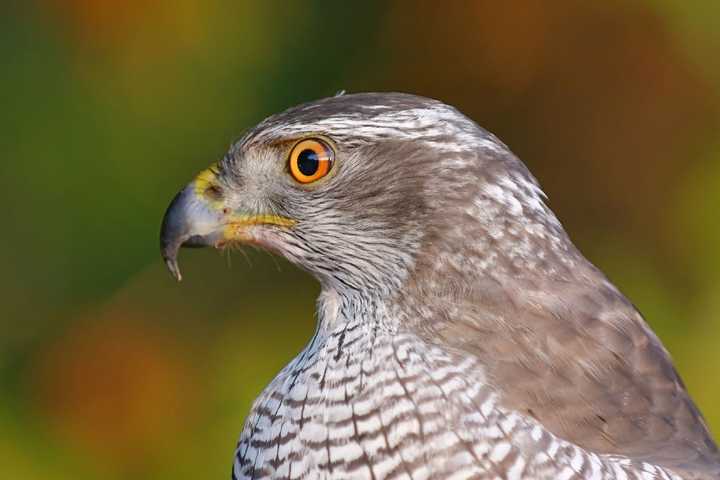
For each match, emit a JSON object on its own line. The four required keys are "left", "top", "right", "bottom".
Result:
{"left": 160, "top": 93, "right": 719, "bottom": 479}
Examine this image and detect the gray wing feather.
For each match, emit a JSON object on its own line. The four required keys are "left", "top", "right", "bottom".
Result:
{"left": 410, "top": 275, "right": 720, "bottom": 478}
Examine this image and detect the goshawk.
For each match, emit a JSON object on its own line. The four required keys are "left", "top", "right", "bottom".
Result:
{"left": 160, "top": 93, "right": 719, "bottom": 479}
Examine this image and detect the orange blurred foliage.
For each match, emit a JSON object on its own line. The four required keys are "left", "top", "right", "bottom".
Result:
{"left": 31, "top": 308, "right": 198, "bottom": 468}
{"left": 40, "top": 0, "right": 209, "bottom": 57}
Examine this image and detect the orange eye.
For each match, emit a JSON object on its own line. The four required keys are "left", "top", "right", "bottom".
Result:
{"left": 289, "top": 139, "right": 334, "bottom": 184}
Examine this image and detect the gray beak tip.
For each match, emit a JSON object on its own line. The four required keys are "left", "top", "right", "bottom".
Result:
{"left": 165, "top": 256, "right": 183, "bottom": 282}
{"left": 160, "top": 188, "right": 191, "bottom": 282}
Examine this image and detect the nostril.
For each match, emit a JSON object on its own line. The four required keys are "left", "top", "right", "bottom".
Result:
{"left": 222, "top": 208, "right": 230, "bottom": 215}
{"left": 204, "top": 185, "right": 223, "bottom": 201}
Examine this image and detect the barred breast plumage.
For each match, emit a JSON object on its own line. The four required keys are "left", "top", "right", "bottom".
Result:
{"left": 234, "top": 311, "right": 681, "bottom": 480}
{"left": 160, "top": 92, "right": 720, "bottom": 479}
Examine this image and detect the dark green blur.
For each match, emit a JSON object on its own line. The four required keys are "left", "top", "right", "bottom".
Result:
{"left": 1, "top": 1, "right": 719, "bottom": 478}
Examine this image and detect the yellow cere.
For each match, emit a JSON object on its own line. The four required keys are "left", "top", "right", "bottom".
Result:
{"left": 193, "top": 164, "right": 222, "bottom": 207}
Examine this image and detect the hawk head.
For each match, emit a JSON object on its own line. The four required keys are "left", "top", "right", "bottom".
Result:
{"left": 160, "top": 92, "right": 570, "bottom": 291}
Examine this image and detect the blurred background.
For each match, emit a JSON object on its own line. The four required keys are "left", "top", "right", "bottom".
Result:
{"left": 2, "top": 1, "right": 719, "bottom": 478}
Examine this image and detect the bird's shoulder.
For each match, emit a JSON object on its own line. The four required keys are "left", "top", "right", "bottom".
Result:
{"left": 402, "top": 272, "right": 720, "bottom": 478}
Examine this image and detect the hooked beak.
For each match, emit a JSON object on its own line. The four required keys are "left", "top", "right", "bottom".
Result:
{"left": 159, "top": 170, "right": 296, "bottom": 281}
{"left": 160, "top": 185, "right": 224, "bottom": 281}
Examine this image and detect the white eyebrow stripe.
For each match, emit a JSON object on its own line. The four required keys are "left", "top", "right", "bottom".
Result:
{"left": 244, "top": 104, "right": 507, "bottom": 156}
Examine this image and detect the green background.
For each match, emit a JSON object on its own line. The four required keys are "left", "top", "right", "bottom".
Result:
{"left": 2, "top": 1, "right": 719, "bottom": 478}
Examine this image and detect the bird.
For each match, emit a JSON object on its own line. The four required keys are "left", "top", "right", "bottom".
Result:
{"left": 159, "top": 92, "right": 720, "bottom": 479}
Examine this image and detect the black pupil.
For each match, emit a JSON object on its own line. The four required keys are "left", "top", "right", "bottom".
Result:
{"left": 297, "top": 149, "right": 319, "bottom": 176}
